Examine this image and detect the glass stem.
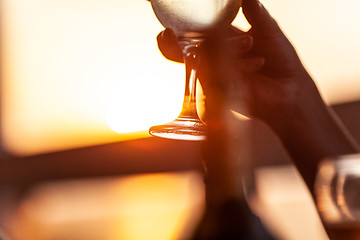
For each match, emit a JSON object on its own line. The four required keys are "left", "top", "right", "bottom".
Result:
{"left": 178, "top": 41, "right": 202, "bottom": 120}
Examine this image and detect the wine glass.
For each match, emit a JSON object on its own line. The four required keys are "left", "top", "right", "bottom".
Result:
{"left": 315, "top": 154, "right": 360, "bottom": 239}
{"left": 148, "top": 0, "right": 242, "bottom": 140}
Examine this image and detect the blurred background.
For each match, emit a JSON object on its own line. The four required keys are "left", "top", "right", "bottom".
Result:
{"left": 0, "top": 0, "right": 359, "bottom": 239}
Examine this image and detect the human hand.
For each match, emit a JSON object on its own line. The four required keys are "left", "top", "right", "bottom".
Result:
{"left": 153, "top": 4, "right": 360, "bottom": 237}
{"left": 156, "top": 0, "right": 319, "bottom": 132}
{"left": 154, "top": 1, "right": 360, "bottom": 225}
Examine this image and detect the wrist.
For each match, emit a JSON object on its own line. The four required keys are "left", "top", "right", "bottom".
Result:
{"left": 260, "top": 75, "right": 322, "bottom": 139}
{"left": 263, "top": 79, "right": 359, "bottom": 190}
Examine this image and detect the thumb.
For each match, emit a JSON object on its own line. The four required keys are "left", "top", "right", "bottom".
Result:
{"left": 242, "top": 0, "right": 281, "bottom": 35}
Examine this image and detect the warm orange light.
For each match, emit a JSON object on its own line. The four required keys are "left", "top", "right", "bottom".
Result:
{"left": 110, "top": 172, "right": 204, "bottom": 240}
{"left": 8, "top": 172, "right": 205, "bottom": 240}
{"left": 2, "top": 0, "right": 360, "bottom": 156}
{"left": 0, "top": 0, "right": 185, "bottom": 155}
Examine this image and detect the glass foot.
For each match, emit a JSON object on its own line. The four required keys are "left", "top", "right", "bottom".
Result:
{"left": 149, "top": 117, "right": 206, "bottom": 141}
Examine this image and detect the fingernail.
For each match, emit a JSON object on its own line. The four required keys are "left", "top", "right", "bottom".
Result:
{"left": 240, "top": 35, "right": 253, "bottom": 49}
{"left": 228, "top": 35, "right": 253, "bottom": 50}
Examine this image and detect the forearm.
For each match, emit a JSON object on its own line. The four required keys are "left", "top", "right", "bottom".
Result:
{"left": 265, "top": 79, "right": 360, "bottom": 193}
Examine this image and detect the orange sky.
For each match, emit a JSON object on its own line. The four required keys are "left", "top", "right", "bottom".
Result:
{"left": 1, "top": 0, "right": 360, "bottom": 156}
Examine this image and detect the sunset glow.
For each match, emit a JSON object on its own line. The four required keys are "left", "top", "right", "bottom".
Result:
{"left": 1, "top": 0, "right": 360, "bottom": 155}
{"left": 1, "top": 0, "right": 185, "bottom": 155}
{"left": 9, "top": 172, "right": 205, "bottom": 240}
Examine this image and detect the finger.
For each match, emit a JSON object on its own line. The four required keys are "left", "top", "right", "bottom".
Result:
{"left": 237, "top": 56, "right": 265, "bottom": 72}
{"left": 224, "top": 35, "right": 254, "bottom": 55}
{"left": 223, "top": 25, "right": 247, "bottom": 37}
{"left": 157, "top": 26, "right": 249, "bottom": 61}
{"left": 242, "top": 0, "right": 282, "bottom": 34}
{"left": 156, "top": 28, "right": 183, "bottom": 63}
